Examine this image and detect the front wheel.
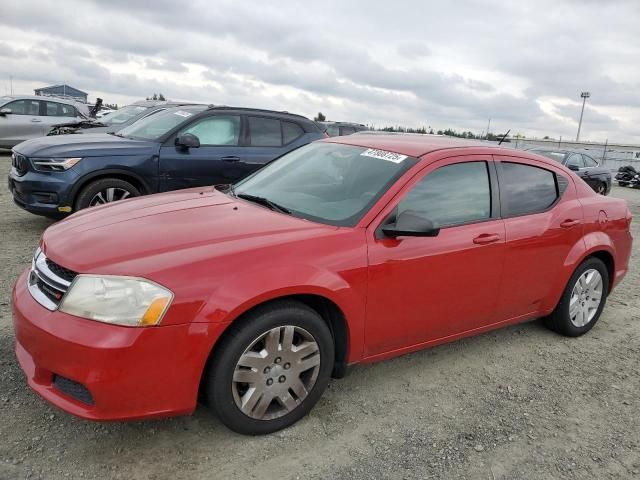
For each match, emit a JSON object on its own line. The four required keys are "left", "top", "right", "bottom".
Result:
{"left": 206, "top": 301, "right": 334, "bottom": 435}
{"left": 544, "top": 257, "right": 609, "bottom": 337}
{"left": 595, "top": 182, "right": 607, "bottom": 195}
{"left": 75, "top": 178, "right": 140, "bottom": 211}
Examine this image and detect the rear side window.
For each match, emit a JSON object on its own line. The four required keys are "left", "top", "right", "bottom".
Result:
{"left": 4, "top": 99, "right": 40, "bottom": 115}
{"left": 326, "top": 125, "right": 340, "bottom": 137}
{"left": 283, "top": 121, "right": 304, "bottom": 144}
{"left": 44, "top": 101, "right": 76, "bottom": 117}
{"left": 398, "top": 161, "right": 491, "bottom": 227}
{"left": 249, "top": 117, "right": 282, "bottom": 146}
{"left": 341, "top": 127, "right": 356, "bottom": 136}
{"left": 500, "top": 162, "right": 558, "bottom": 217}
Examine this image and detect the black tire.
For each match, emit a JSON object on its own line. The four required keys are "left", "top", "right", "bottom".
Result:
{"left": 544, "top": 257, "right": 609, "bottom": 337}
{"left": 595, "top": 182, "right": 607, "bottom": 195}
{"left": 206, "top": 300, "right": 334, "bottom": 435}
{"left": 75, "top": 178, "right": 140, "bottom": 211}
{"left": 618, "top": 182, "right": 629, "bottom": 187}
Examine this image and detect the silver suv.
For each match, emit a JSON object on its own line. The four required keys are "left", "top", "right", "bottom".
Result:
{"left": 0, "top": 95, "right": 90, "bottom": 149}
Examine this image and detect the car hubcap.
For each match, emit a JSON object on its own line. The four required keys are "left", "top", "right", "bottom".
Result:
{"left": 89, "top": 187, "right": 131, "bottom": 206}
{"left": 569, "top": 269, "right": 603, "bottom": 327}
{"left": 232, "top": 325, "right": 321, "bottom": 420}
{"left": 597, "top": 184, "right": 605, "bottom": 194}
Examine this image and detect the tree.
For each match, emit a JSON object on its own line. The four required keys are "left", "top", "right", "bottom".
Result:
{"left": 152, "top": 93, "right": 158, "bottom": 101}
{"left": 314, "top": 112, "right": 326, "bottom": 122}
{"left": 158, "top": 93, "right": 166, "bottom": 101}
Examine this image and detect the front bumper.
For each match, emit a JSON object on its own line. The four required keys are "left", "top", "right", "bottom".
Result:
{"left": 8, "top": 167, "right": 78, "bottom": 217}
{"left": 12, "top": 269, "right": 228, "bottom": 421}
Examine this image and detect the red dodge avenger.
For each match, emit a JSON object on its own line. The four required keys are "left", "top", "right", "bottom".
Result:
{"left": 13, "top": 135, "right": 633, "bottom": 434}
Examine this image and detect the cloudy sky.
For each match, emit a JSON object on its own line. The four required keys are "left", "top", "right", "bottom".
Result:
{"left": 1, "top": 0, "right": 639, "bottom": 142}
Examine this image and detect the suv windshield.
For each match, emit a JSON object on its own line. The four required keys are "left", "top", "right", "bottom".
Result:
{"left": 102, "top": 105, "right": 152, "bottom": 126}
{"left": 118, "top": 106, "right": 207, "bottom": 141}
{"left": 234, "top": 142, "right": 417, "bottom": 226}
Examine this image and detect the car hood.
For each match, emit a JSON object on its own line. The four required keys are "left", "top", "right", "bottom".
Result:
{"left": 42, "top": 188, "right": 337, "bottom": 274}
{"left": 13, "top": 133, "right": 158, "bottom": 158}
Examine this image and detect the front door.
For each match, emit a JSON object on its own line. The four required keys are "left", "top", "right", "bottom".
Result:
{"left": 0, "top": 99, "right": 45, "bottom": 146}
{"left": 158, "top": 114, "right": 244, "bottom": 191}
{"left": 365, "top": 157, "right": 505, "bottom": 357}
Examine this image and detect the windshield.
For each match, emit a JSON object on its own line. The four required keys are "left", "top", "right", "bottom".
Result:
{"left": 531, "top": 150, "right": 568, "bottom": 163}
{"left": 118, "top": 106, "right": 206, "bottom": 141}
{"left": 102, "top": 105, "right": 151, "bottom": 126}
{"left": 234, "top": 142, "right": 417, "bottom": 226}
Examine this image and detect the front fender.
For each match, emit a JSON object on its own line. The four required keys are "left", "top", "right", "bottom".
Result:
{"left": 194, "top": 263, "right": 367, "bottom": 363}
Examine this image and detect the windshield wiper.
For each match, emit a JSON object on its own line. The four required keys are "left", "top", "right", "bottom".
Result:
{"left": 236, "top": 193, "right": 291, "bottom": 214}
{"left": 108, "top": 131, "right": 125, "bottom": 138}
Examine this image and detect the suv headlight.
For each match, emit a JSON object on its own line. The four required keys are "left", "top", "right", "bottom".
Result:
{"left": 59, "top": 275, "right": 173, "bottom": 326}
{"left": 32, "top": 157, "right": 82, "bottom": 172}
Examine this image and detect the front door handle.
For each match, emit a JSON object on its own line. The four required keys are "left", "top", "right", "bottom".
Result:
{"left": 473, "top": 233, "right": 501, "bottom": 245}
{"left": 221, "top": 156, "right": 240, "bottom": 162}
{"left": 560, "top": 219, "right": 581, "bottom": 228}
{"left": 31, "top": 118, "right": 42, "bottom": 123}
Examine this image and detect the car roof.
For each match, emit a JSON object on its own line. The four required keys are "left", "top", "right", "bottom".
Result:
{"left": 1, "top": 94, "right": 83, "bottom": 106}
{"left": 205, "top": 106, "right": 321, "bottom": 132}
{"left": 320, "top": 133, "right": 510, "bottom": 158}
{"left": 320, "top": 121, "right": 367, "bottom": 128}
{"left": 129, "top": 100, "right": 203, "bottom": 108}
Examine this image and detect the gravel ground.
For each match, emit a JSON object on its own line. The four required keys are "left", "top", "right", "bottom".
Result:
{"left": 0, "top": 153, "right": 638, "bottom": 480}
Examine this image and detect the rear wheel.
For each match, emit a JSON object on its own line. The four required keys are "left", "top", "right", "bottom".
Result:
{"left": 544, "top": 257, "right": 609, "bottom": 337}
{"left": 595, "top": 182, "right": 607, "bottom": 195}
{"left": 75, "top": 178, "right": 140, "bottom": 211}
{"left": 206, "top": 300, "right": 334, "bottom": 435}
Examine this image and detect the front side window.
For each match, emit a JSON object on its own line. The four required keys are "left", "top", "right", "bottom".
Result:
{"left": 4, "top": 99, "right": 40, "bottom": 115}
{"left": 249, "top": 117, "right": 282, "bottom": 146}
{"left": 235, "top": 143, "right": 417, "bottom": 226}
{"left": 583, "top": 155, "right": 598, "bottom": 167}
{"left": 181, "top": 115, "right": 240, "bottom": 145}
{"left": 501, "top": 162, "right": 558, "bottom": 217}
{"left": 566, "top": 154, "right": 585, "bottom": 170}
{"left": 397, "top": 162, "right": 491, "bottom": 227}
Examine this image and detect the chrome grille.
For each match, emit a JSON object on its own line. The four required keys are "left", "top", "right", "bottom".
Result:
{"left": 11, "top": 152, "right": 28, "bottom": 176}
{"left": 27, "top": 249, "right": 76, "bottom": 310}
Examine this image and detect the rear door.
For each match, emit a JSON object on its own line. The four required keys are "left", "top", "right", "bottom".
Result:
{"left": 241, "top": 116, "right": 307, "bottom": 175}
{"left": 42, "top": 101, "right": 83, "bottom": 133}
{"left": 493, "top": 156, "right": 583, "bottom": 320}
{"left": 365, "top": 156, "right": 506, "bottom": 356}
{"left": 0, "top": 99, "right": 45, "bottom": 145}
{"left": 158, "top": 113, "right": 243, "bottom": 191}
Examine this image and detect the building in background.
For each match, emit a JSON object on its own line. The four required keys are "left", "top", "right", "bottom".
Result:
{"left": 34, "top": 84, "right": 88, "bottom": 103}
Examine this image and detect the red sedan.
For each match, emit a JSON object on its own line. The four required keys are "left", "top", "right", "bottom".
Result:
{"left": 13, "top": 135, "right": 633, "bottom": 434}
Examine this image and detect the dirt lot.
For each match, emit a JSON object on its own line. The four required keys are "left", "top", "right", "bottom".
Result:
{"left": 0, "top": 152, "right": 638, "bottom": 480}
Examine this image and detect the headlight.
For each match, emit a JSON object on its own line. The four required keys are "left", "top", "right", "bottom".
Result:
{"left": 59, "top": 275, "right": 173, "bottom": 326}
{"left": 32, "top": 157, "right": 82, "bottom": 172}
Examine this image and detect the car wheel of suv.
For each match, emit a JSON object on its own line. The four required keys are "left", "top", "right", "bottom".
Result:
{"left": 595, "top": 182, "right": 607, "bottom": 195}
{"left": 75, "top": 178, "right": 140, "bottom": 210}
{"left": 206, "top": 300, "right": 334, "bottom": 435}
{"left": 544, "top": 257, "right": 609, "bottom": 337}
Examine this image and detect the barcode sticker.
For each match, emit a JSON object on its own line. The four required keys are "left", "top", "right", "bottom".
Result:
{"left": 361, "top": 148, "right": 407, "bottom": 163}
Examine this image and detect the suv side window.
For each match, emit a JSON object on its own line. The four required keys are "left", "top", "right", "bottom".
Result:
{"left": 248, "top": 116, "right": 282, "bottom": 146}
{"left": 283, "top": 121, "right": 304, "bottom": 144}
{"left": 326, "top": 125, "right": 340, "bottom": 137}
{"left": 180, "top": 115, "right": 240, "bottom": 145}
{"left": 500, "top": 162, "right": 558, "bottom": 217}
{"left": 4, "top": 99, "right": 40, "bottom": 115}
{"left": 341, "top": 126, "right": 356, "bottom": 136}
{"left": 397, "top": 161, "right": 491, "bottom": 227}
{"left": 582, "top": 154, "right": 598, "bottom": 167}
{"left": 566, "top": 154, "right": 584, "bottom": 170}
{"left": 44, "top": 101, "right": 76, "bottom": 117}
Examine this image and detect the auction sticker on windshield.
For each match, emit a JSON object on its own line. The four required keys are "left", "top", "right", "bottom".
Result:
{"left": 361, "top": 149, "right": 407, "bottom": 163}
{"left": 174, "top": 111, "right": 193, "bottom": 118}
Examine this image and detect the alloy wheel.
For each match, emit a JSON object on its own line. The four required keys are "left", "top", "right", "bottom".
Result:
{"left": 569, "top": 268, "right": 603, "bottom": 327}
{"left": 596, "top": 183, "right": 606, "bottom": 194}
{"left": 89, "top": 187, "right": 132, "bottom": 206}
{"left": 232, "top": 325, "right": 321, "bottom": 420}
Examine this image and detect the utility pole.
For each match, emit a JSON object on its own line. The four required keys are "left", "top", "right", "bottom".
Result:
{"left": 576, "top": 91, "right": 590, "bottom": 142}
{"left": 9, "top": 75, "right": 13, "bottom": 95}
{"left": 485, "top": 118, "right": 491, "bottom": 140}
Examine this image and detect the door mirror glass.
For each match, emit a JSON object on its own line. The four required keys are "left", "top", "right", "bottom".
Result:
{"left": 175, "top": 133, "right": 200, "bottom": 149}
{"left": 567, "top": 163, "right": 580, "bottom": 171}
{"left": 0, "top": 108, "right": 11, "bottom": 115}
{"left": 382, "top": 211, "right": 440, "bottom": 238}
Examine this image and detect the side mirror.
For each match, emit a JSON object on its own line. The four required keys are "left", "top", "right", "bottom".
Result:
{"left": 567, "top": 164, "right": 580, "bottom": 171}
{"left": 175, "top": 133, "right": 200, "bottom": 149}
{"left": 0, "top": 108, "right": 11, "bottom": 116}
{"left": 382, "top": 211, "right": 440, "bottom": 238}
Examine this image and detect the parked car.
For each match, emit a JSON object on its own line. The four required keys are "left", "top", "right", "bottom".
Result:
{"left": 95, "top": 108, "right": 115, "bottom": 119}
{"left": 47, "top": 100, "right": 200, "bottom": 136}
{"left": 8, "top": 105, "right": 327, "bottom": 217}
{"left": 0, "top": 95, "right": 90, "bottom": 149}
{"left": 528, "top": 148, "right": 611, "bottom": 195}
{"left": 13, "top": 135, "right": 632, "bottom": 434}
{"left": 320, "top": 121, "right": 368, "bottom": 137}
{"left": 615, "top": 165, "right": 640, "bottom": 188}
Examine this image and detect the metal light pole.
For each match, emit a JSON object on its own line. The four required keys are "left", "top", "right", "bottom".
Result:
{"left": 576, "top": 91, "right": 590, "bottom": 142}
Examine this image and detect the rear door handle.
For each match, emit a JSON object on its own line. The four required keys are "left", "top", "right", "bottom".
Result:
{"left": 221, "top": 156, "right": 240, "bottom": 162}
{"left": 473, "top": 233, "right": 501, "bottom": 245}
{"left": 560, "top": 219, "right": 581, "bottom": 228}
